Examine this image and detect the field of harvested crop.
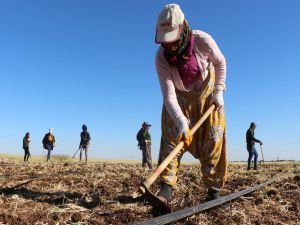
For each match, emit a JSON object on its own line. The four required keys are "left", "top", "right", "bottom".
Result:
{"left": 0, "top": 158, "right": 299, "bottom": 225}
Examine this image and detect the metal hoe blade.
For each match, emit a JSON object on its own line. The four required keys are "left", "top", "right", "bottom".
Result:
{"left": 139, "top": 182, "right": 171, "bottom": 214}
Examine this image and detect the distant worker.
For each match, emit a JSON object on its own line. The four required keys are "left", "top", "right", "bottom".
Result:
{"left": 42, "top": 128, "right": 56, "bottom": 162}
{"left": 23, "top": 132, "right": 31, "bottom": 162}
{"left": 79, "top": 124, "right": 91, "bottom": 163}
{"left": 246, "top": 122, "right": 263, "bottom": 170}
{"left": 136, "top": 122, "right": 152, "bottom": 169}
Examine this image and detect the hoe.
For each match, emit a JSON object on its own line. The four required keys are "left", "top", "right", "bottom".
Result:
{"left": 139, "top": 104, "right": 215, "bottom": 213}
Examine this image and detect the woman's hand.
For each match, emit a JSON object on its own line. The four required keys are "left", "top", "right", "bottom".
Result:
{"left": 210, "top": 90, "right": 224, "bottom": 110}
{"left": 176, "top": 117, "right": 193, "bottom": 147}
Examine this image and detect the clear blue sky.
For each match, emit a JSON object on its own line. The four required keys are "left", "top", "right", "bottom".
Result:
{"left": 0, "top": 1, "right": 299, "bottom": 161}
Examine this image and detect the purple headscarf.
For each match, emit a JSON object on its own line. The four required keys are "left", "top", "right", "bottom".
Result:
{"left": 165, "top": 32, "right": 201, "bottom": 88}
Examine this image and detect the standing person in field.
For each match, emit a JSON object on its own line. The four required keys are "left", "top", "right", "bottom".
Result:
{"left": 154, "top": 3, "right": 227, "bottom": 204}
{"left": 23, "top": 132, "right": 31, "bottom": 162}
{"left": 136, "top": 122, "right": 152, "bottom": 169}
{"left": 79, "top": 124, "right": 91, "bottom": 163}
{"left": 42, "top": 128, "right": 56, "bottom": 162}
{"left": 246, "top": 122, "right": 263, "bottom": 170}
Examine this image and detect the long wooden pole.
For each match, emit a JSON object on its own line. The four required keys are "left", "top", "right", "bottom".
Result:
{"left": 141, "top": 105, "right": 215, "bottom": 191}
{"left": 260, "top": 145, "right": 265, "bottom": 164}
{"left": 72, "top": 147, "right": 81, "bottom": 158}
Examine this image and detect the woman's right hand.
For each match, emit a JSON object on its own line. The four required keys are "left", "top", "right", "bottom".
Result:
{"left": 176, "top": 117, "right": 193, "bottom": 147}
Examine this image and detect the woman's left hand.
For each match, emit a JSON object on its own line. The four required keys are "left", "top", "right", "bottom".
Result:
{"left": 210, "top": 90, "right": 224, "bottom": 110}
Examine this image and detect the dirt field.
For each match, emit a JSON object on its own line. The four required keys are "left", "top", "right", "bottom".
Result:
{"left": 0, "top": 158, "right": 299, "bottom": 225}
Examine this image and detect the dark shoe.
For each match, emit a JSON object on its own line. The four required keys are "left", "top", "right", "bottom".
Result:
{"left": 157, "top": 182, "right": 172, "bottom": 202}
{"left": 206, "top": 189, "right": 220, "bottom": 201}
{"left": 254, "top": 163, "right": 257, "bottom": 170}
{"left": 149, "top": 183, "right": 172, "bottom": 216}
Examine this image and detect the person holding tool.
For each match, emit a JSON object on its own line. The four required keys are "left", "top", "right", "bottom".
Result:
{"left": 42, "top": 128, "right": 56, "bottom": 162}
{"left": 154, "top": 3, "right": 228, "bottom": 206}
{"left": 79, "top": 124, "right": 91, "bottom": 163}
{"left": 136, "top": 122, "right": 153, "bottom": 169}
{"left": 246, "top": 122, "right": 263, "bottom": 170}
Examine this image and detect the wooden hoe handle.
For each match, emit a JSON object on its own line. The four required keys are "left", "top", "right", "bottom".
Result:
{"left": 142, "top": 104, "right": 215, "bottom": 190}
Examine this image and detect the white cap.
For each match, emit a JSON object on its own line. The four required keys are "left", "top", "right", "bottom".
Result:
{"left": 49, "top": 128, "right": 53, "bottom": 133}
{"left": 155, "top": 4, "right": 185, "bottom": 43}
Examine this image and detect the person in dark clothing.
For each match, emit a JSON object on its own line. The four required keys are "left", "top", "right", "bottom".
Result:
{"left": 79, "top": 124, "right": 91, "bottom": 163}
{"left": 42, "top": 128, "right": 56, "bottom": 162}
{"left": 246, "top": 122, "right": 263, "bottom": 170}
{"left": 137, "top": 122, "right": 152, "bottom": 169}
{"left": 23, "top": 132, "right": 31, "bottom": 162}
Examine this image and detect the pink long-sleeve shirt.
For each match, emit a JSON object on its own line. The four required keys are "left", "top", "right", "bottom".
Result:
{"left": 155, "top": 30, "right": 226, "bottom": 126}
